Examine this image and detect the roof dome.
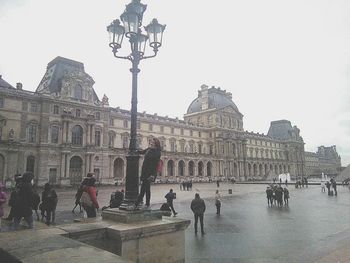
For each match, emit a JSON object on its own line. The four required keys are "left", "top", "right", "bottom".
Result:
{"left": 187, "top": 85, "right": 239, "bottom": 114}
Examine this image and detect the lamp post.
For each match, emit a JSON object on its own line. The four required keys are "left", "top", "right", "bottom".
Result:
{"left": 107, "top": 0, "right": 165, "bottom": 210}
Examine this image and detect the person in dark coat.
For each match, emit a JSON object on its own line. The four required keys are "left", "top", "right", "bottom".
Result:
{"left": 13, "top": 172, "right": 35, "bottom": 230}
{"left": 331, "top": 178, "right": 337, "bottom": 196}
{"left": 165, "top": 189, "right": 177, "bottom": 216}
{"left": 190, "top": 193, "right": 206, "bottom": 235}
{"left": 326, "top": 181, "right": 331, "bottom": 195}
{"left": 41, "top": 183, "right": 58, "bottom": 225}
{"left": 266, "top": 186, "right": 273, "bottom": 206}
{"left": 134, "top": 138, "right": 161, "bottom": 209}
{"left": 4, "top": 174, "right": 21, "bottom": 221}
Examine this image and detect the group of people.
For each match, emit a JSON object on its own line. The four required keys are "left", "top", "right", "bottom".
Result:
{"left": 321, "top": 177, "right": 337, "bottom": 196}
{"left": 180, "top": 180, "right": 193, "bottom": 191}
{"left": 295, "top": 177, "right": 309, "bottom": 188}
{"left": 1, "top": 172, "right": 58, "bottom": 229}
{"left": 266, "top": 185, "right": 290, "bottom": 207}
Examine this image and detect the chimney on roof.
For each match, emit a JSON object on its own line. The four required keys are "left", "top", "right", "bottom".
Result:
{"left": 16, "top": 83, "right": 23, "bottom": 90}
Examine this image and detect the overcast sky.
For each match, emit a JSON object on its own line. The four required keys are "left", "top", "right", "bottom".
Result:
{"left": 1, "top": 0, "right": 350, "bottom": 166}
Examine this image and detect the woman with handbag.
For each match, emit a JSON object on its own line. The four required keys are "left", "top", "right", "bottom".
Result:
{"left": 81, "top": 177, "right": 99, "bottom": 218}
{"left": 134, "top": 137, "right": 161, "bottom": 209}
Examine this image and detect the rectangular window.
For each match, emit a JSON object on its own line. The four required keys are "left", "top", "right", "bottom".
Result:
{"left": 209, "top": 145, "right": 213, "bottom": 155}
{"left": 108, "top": 133, "right": 114, "bottom": 147}
{"left": 137, "top": 121, "right": 141, "bottom": 129}
{"left": 209, "top": 133, "right": 212, "bottom": 138}
{"left": 123, "top": 136, "right": 129, "bottom": 148}
{"left": 123, "top": 120, "right": 128, "bottom": 128}
{"left": 180, "top": 143, "right": 185, "bottom": 152}
{"left": 30, "top": 103, "right": 38, "bottom": 112}
{"left": 160, "top": 126, "right": 164, "bottom": 132}
{"left": 190, "top": 130, "right": 193, "bottom": 136}
{"left": 181, "top": 128, "right": 184, "bottom": 135}
{"left": 198, "top": 131, "right": 201, "bottom": 138}
{"left": 161, "top": 140, "right": 165, "bottom": 151}
{"left": 170, "top": 141, "right": 175, "bottom": 152}
{"left": 76, "top": 109, "right": 81, "bottom": 117}
{"left": 190, "top": 144, "right": 194, "bottom": 153}
{"left": 0, "top": 97, "right": 3, "bottom": 108}
{"left": 95, "top": 131, "right": 101, "bottom": 146}
{"left": 28, "top": 125, "right": 37, "bottom": 143}
{"left": 51, "top": 126, "right": 59, "bottom": 143}
{"left": 95, "top": 112, "right": 101, "bottom": 120}
{"left": 198, "top": 144, "right": 202, "bottom": 154}
{"left": 22, "top": 101, "right": 28, "bottom": 111}
{"left": 53, "top": 105, "right": 59, "bottom": 114}
{"left": 149, "top": 124, "right": 153, "bottom": 131}
{"left": 171, "top": 127, "right": 174, "bottom": 134}
{"left": 109, "top": 118, "right": 114, "bottom": 126}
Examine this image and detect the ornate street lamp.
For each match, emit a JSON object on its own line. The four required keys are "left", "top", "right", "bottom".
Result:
{"left": 107, "top": 0, "right": 165, "bottom": 210}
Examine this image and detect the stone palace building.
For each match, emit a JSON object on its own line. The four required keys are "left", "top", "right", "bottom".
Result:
{"left": 0, "top": 57, "right": 341, "bottom": 186}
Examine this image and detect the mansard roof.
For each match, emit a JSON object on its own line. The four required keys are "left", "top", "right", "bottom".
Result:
{"left": 36, "top": 56, "right": 99, "bottom": 102}
{"left": 0, "top": 75, "right": 15, "bottom": 89}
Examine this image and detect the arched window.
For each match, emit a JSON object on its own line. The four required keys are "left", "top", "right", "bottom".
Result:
{"left": 72, "top": 125, "right": 83, "bottom": 145}
{"left": 207, "top": 162, "right": 212, "bottom": 177}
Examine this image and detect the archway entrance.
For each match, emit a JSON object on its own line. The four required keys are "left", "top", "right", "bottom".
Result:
{"left": 113, "top": 158, "right": 124, "bottom": 179}
{"left": 198, "top": 161, "right": 204, "bottom": 176}
{"left": 69, "top": 156, "right": 83, "bottom": 185}
{"left": 178, "top": 160, "right": 185, "bottom": 176}
{"left": 167, "top": 160, "right": 174, "bottom": 177}
{"left": 26, "top": 156, "right": 35, "bottom": 174}
{"left": 207, "top": 162, "right": 212, "bottom": 177}
{"left": 189, "top": 161, "right": 194, "bottom": 176}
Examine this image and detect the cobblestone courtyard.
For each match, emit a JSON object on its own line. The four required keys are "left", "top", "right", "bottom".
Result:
{"left": 2, "top": 183, "right": 350, "bottom": 262}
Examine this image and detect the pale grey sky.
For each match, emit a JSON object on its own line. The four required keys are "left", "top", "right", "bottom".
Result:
{"left": 1, "top": 0, "right": 350, "bottom": 165}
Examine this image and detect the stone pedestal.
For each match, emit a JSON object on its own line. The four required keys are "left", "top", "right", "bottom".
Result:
{"left": 98, "top": 208, "right": 190, "bottom": 262}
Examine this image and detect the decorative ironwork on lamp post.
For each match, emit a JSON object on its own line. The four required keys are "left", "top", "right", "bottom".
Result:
{"left": 107, "top": 0, "right": 165, "bottom": 209}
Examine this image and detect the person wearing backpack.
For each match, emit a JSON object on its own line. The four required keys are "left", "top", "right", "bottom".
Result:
{"left": 41, "top": 183, "right": 58, "bottom": 225}
{"left": 81, "top": 177, "right": 99, "bottom": 218}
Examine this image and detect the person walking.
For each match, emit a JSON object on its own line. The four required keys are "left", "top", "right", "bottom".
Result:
{"left": 215, "top": 190, "right": 221, "bottom": 215}
{"left": 134, "top": 138, "right": 161, "bottom": 209}
{"left": 12, "top": 172, "right": 35, "bottom": 230}
{"left": 0, "top": 183, "right": 7, "bottom": 231}
{"left": 81, "top": 177, "right": 99, "bottom": 218}
{"left": 216, "top": 180, "right": 220, "bottom": 188}
{"left": 41, "top": 183, "right": 58, "bottom": 225}
{"left": 190, "top": 193, "right": 206, "bottom": 235}
{"left": 331, "top": 178, "right": 337, "bottom": 196}
{"left": 283, "top": 187, "right": 289, "bottom": 205}
{"left": 321, "top": 180, "right": 326, "bottom": 193}
{"left": 165, "top": 189, "right": 177, "bottom": 216}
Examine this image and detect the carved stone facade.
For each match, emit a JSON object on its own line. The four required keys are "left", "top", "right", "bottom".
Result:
{"left": 0, "top": 56, "right": 336, "bottom": 186}
{"left": 305, "top": 146, "right": 342, "bottom": 177}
